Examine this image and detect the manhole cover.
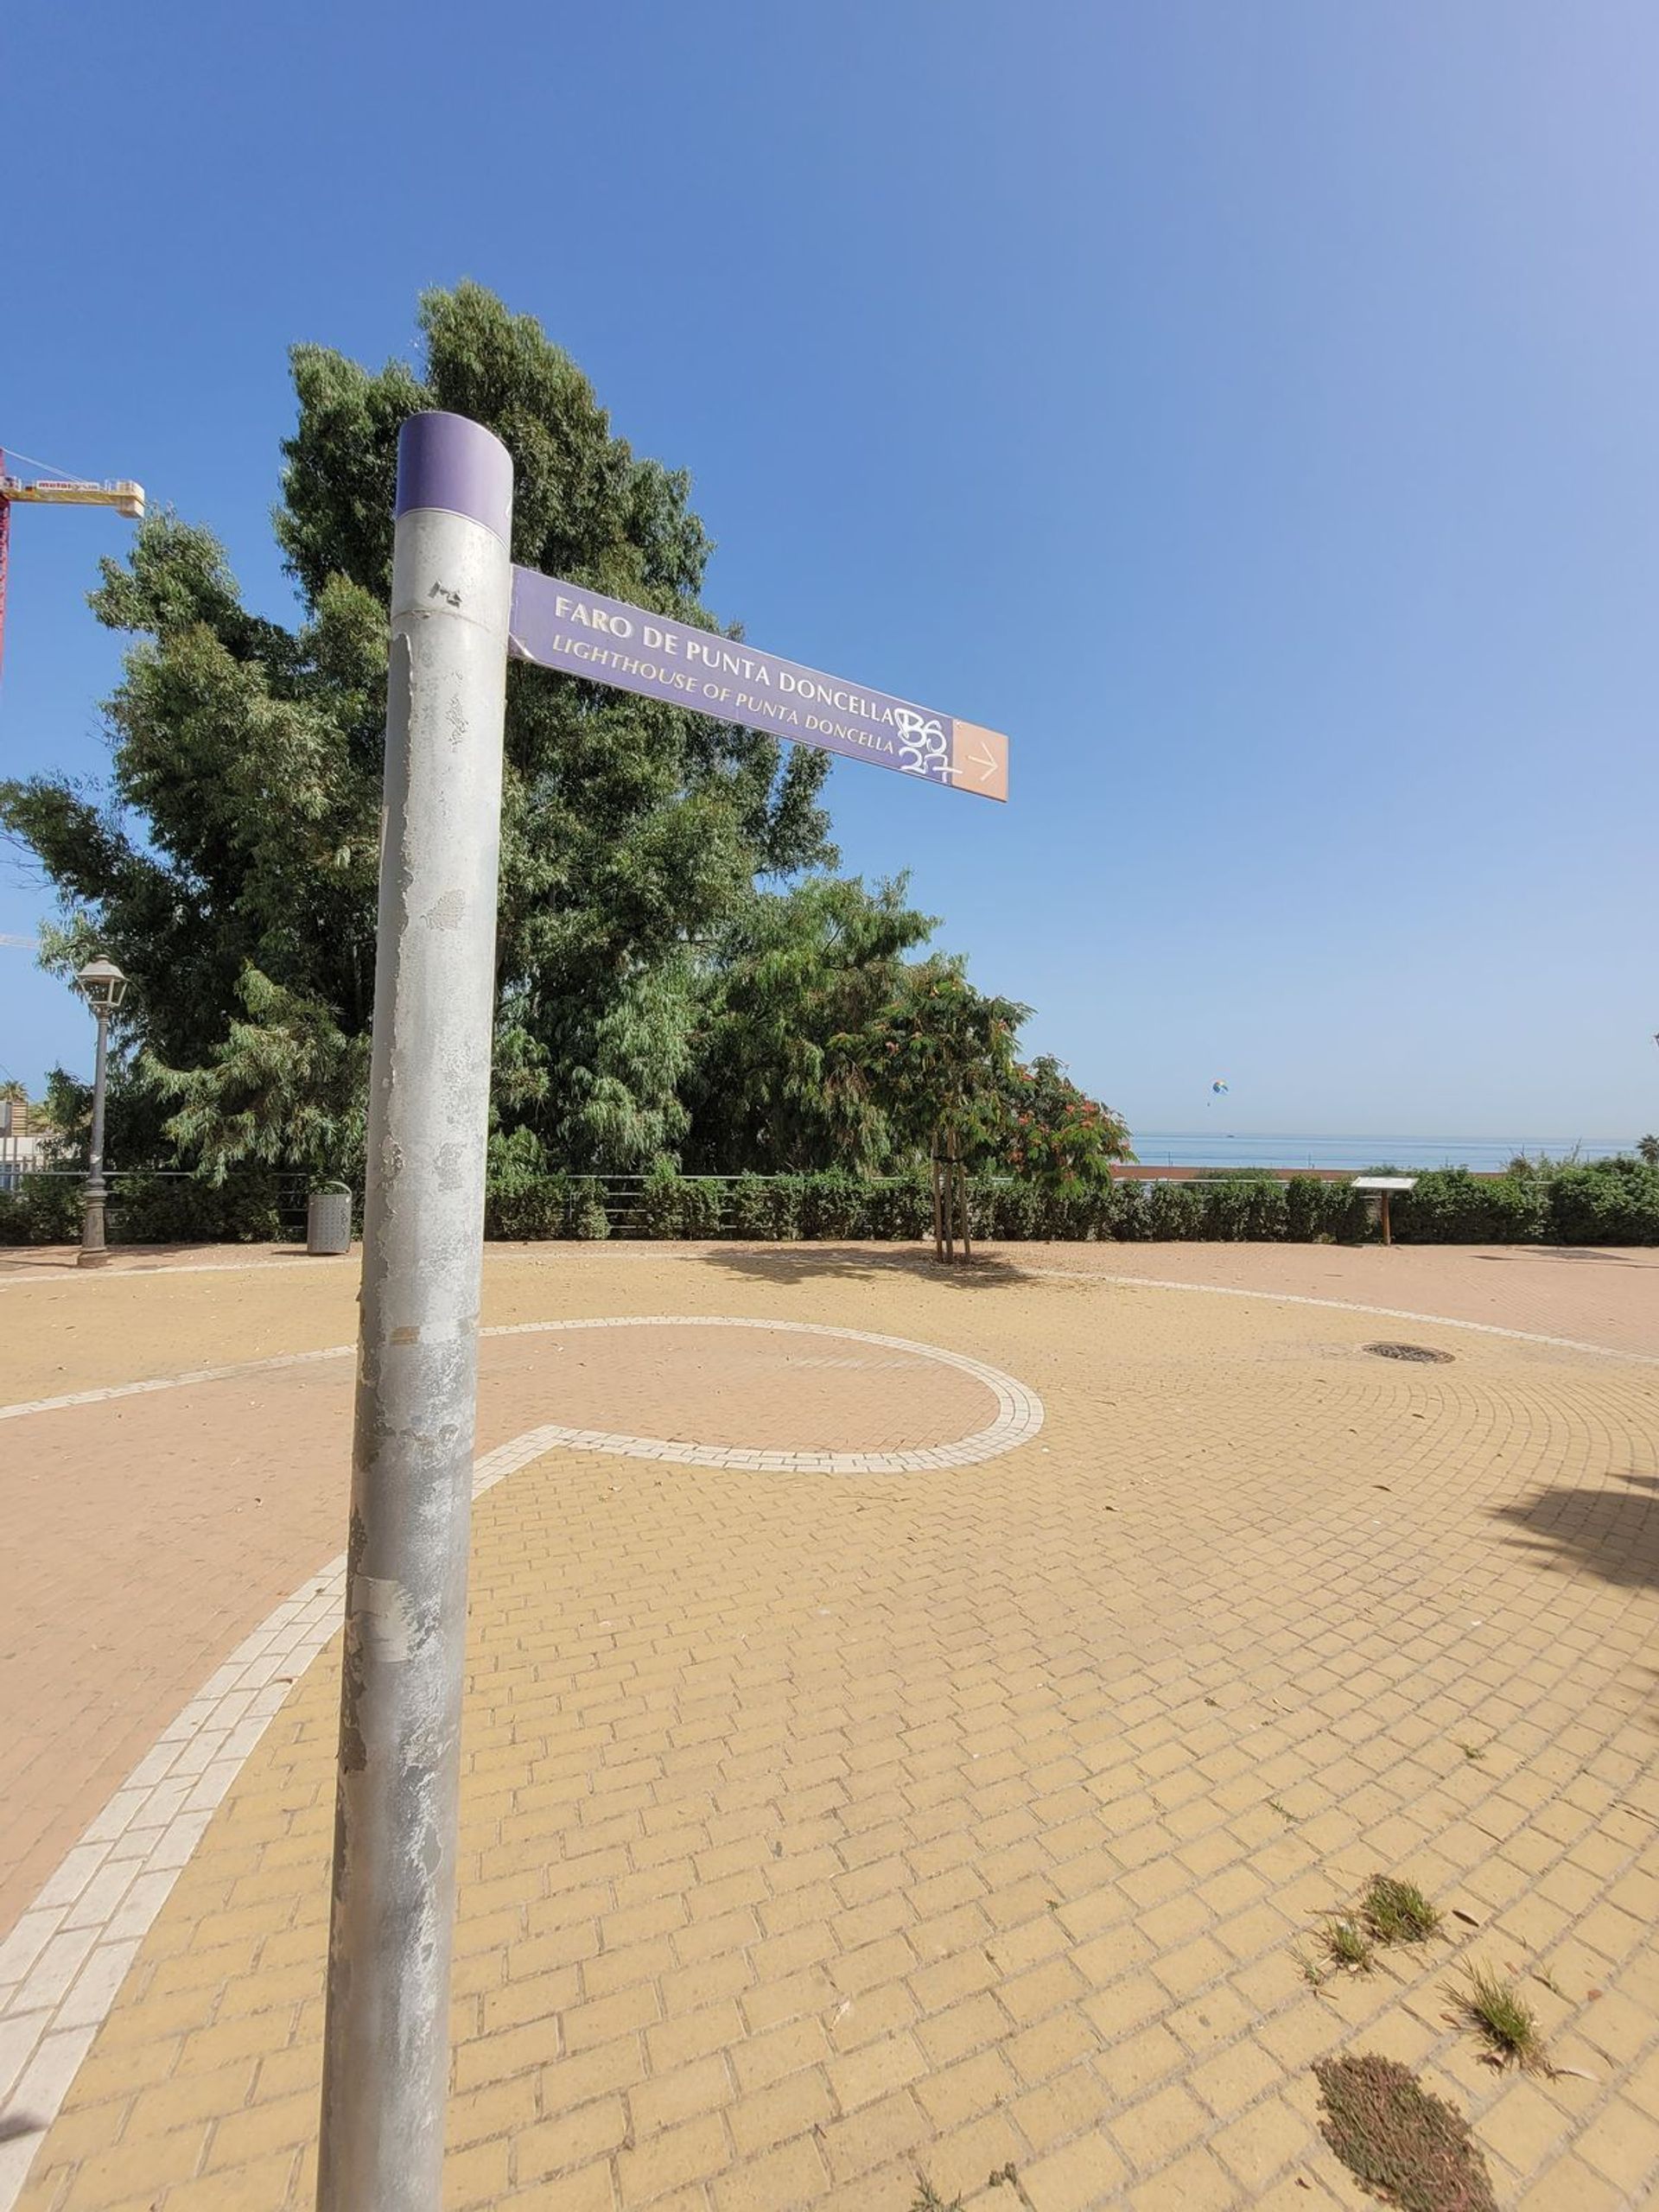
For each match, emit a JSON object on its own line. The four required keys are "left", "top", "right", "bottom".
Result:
{"left": 1365, "top": 1341, "right": 1453, "bottom": 1364}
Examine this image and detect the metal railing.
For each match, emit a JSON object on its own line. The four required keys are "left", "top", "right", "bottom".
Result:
{"left": 491, "top": 1173, "right": 932, "bottom": 1236}
{"left": 0, "top": 1133, "right": 53, "bottom": 1192}
{"left": 12, "top": 1166, "right": 1326, "bottom": 1243}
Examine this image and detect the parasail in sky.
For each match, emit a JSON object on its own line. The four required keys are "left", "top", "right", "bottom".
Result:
{"left": 1211, "top": 1077, "right": 1230, "bottom": 1096}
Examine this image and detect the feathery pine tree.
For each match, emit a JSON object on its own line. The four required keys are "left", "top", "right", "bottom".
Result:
{"left": 3, "top": 286, "right": 1133, "bottom": 1198}
{"left": 2, "top": 284, "right": 835, "bottom": 1174}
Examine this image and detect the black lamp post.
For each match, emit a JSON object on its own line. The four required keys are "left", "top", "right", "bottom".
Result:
{"left": 76, "top": 957, "right": 126, "bottom": 1268}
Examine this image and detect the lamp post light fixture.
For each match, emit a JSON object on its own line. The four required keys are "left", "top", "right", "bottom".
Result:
{"left": 75, "top": 957, "right": 127, "bottom": 1268}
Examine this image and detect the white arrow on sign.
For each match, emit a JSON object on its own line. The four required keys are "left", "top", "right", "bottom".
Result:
{"left": 942, "top": 725, "right": 1007, "bottom": 796}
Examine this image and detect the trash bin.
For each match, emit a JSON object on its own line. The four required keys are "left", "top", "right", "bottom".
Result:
{"left": 306, "top": 1183, "right": 353, "bottom": 1256}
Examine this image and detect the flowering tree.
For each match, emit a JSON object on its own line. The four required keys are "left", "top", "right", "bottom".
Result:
{"left": 1003, "top": 1054, "right": 1133, "bottom": 1192}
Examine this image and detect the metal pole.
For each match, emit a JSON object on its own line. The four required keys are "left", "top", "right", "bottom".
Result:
{"left": 78, "top": 1006, "right": 111, "bottom": 1268}
{"left": 316, "top": 413, "right": 514, "bottom": 2212}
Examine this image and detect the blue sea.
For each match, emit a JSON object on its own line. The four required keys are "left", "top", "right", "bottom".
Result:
{"left": 1129, "top": 1132, "right": 1633, "bottom": 1173}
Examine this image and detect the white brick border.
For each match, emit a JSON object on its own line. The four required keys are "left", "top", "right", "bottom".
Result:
{"left": 1036, "top": 1268, "right": 1659, "bottom": 1366}
{"left": 0, "top": 1343, "right": 353, "bottom": 1425}
{"left": 0, "top": 1317, "right": 1041, "bottom": 2202}
{"left": 0, "top": 1254, "right": 351, "bottom": 1290}
{"left": 478, "top": 1315, "right": 1043, "bottom": 1474}
{"left": 1, "top": 1316, "right": 1046, "bottom": 1446}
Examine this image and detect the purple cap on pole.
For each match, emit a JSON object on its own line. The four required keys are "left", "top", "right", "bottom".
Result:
{"left": 394, "top": 412, "right": 513, "bottom": 543}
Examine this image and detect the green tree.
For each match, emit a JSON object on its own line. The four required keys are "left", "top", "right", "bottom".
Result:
{"left": 838, "top": 962, "right": 1027, "bottom": 1262}
{"left": 681, "top": 874, "right": 938, "bottom": 1173}
{"left": 2, "top": 283, "right": 835, "bottom": 1176}
{"left": 29, "top": 1067, "right": 92, "bottom": 1164}
{"left": 1003, "top": 1054, "right": 1134, "bottom": 1192}
{"left": 1640, "top": 1135, "right": 1659, "bottom": 1168}
{"left": 3, "top": 286, "right": 1135, "bottom": 1213}
{"left": 149, "top": 970, "right": 370, "bottom": 1179}
{"left": 0, "top": 1078, "right": 33, "bottom": 1147}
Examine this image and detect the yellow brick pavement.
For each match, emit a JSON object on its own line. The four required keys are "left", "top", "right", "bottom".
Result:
{"left": 6, "top": 1244, "right": 1659, "bottom": 2209}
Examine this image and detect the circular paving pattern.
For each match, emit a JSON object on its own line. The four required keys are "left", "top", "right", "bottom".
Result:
{"left": 0, "top": 1313, "right": 1046, "bottom": 2204}
{"left": 0, "top": 1318, "right": 1044, "bottom": 1933}
{"left": 480, "top": 1314, "right": 1044, "bottom": 1471}
{"left": 5, "top": 1255, "right": 1658, "bottom": 2212}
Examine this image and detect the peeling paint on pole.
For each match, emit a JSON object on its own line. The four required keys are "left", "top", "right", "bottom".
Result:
{"left": 316, "top": 414, "right": 513, "bottom": 2212}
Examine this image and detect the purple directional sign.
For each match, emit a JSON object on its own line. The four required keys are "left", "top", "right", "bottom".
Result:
{"left": 508, "top": 568, "right": 1009, "bottom": 802}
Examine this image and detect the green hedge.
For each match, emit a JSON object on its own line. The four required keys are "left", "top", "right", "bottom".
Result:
{"left": 1369, "top": 1165, "right": 1659, "bottom": 1246}
{"left": 113, "top": 1172, "right": 291, "bottom": 1244}
{"left": 635, "top": 1174, "right": 718, "bottom": 1240}
{"left": 1544, "top": 1165, "right": 1659, "bottom": 1246}
{"left": 8, "top": 1162, "right": 1656, "bottom": 1248}
{"left": 0, "top": 1172, "right": 304, "bottom": 1246}
{"left": 730, "top": 1174, "right": 804, "bottom": 1240}
{"left": 485, "top": 1165, "right": 571, "bottom": 1239}
{"left": 1387, "top": 1169, "right": 1550, "bottom": 1245}
{"left": 474, "top": 1171, "right": 1376, "bottom": 1244}
{"left": 1287, "top": 1177, "right": 1372, "bottom": 1243}
{"left": 800, "top": 1173, "right": 879, "bottom": 1239}
{"left": 0, "top": 1174, "right": 81, "bottom": 1244}
{"left": 486, "top": 1171, "right": 609, "bottom": 1240}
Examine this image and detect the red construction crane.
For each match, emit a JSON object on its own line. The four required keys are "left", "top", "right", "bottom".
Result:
{"left": 0, "top": 448, "right": 144, "bottom": 677}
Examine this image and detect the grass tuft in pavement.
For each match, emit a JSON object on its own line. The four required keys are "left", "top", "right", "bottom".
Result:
{"left": 911, "top": 2180, "right": 963, "bottom": 2212}
{"left": 1315, "top": 2052, "right": 1497, "bottom": 2212}
{"left": 1452, "top": 1961, "right": 1548, "bottom": 2069}
{"left": 1323, "top": 1916, "right": 1377, "bottom": 1972}
{"left": 1294, "top": 1944, "right": 1326, "bottom": 1989}
{"left": 1363, "top": 1873, "right": 1442, "bottom": 1945}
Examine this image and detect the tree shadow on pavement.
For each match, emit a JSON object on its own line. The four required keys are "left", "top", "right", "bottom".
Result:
{"left": 694, "top": 1243, "right": 1034, "bottom": 1292}
{"left": 1491, "top": 1471, "right": 1659, "bottom": 1592}
{"left": 0, "top": 1249, "right": 82, "bottom": 1274}
{"left": 1471, "top": 1248, "right": 1656, "bottom": 1268}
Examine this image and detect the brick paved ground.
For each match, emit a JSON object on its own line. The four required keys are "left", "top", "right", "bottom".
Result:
{"left": 3, "top": 1242, "right": 1657, "bottom": 2209}
{"left": 0, "top": 1314, "right": 995, "bottom": 1931}
{"left": 5, "top": 1236, "right": 1656, "bottom": 1358}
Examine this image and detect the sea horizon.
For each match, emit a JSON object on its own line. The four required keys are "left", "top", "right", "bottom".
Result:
{"left": 1126, "top": 1130, "right": 1638, "bottom": 1172}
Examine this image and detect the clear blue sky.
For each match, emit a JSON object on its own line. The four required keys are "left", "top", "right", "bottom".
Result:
{"left": 3, "top": 2, "right": 1656, "bottom": 1141}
